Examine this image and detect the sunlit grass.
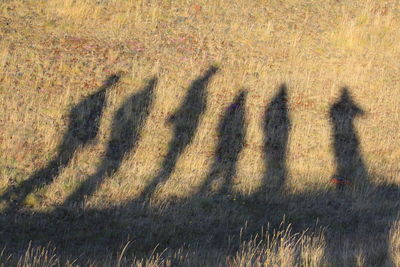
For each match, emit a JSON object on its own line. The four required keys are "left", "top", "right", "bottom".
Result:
{"left": 0, "top": 0, "right": 399, "bottom": 265}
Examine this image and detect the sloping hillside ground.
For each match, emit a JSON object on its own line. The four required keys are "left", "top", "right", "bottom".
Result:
{"left": 0, "top": 0, "right": 399, "bottom": 265}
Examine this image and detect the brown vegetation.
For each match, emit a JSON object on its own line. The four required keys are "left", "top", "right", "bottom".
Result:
{"left": 0, "top": 0, "right": 399, "bottom": 265}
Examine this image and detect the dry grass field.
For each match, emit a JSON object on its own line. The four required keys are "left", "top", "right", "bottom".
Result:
{"left": 0, "top": 0, "right": 399, "bottom": 265}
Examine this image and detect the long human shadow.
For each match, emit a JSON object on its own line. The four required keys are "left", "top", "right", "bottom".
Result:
{"left": 329, "top": 87, "right": 368, "bottom": 188}
{"left": 323, "top": 88, "right": 396, "bottom": 265}
{"left": 63, "top": 78, "right": 157, "bottom": 206}
{"left": 0, "top": 74, "right": 120, "bottom": 212}
{"left": 138, "top": 66, "right": 218, "bottom": 199}
{"left": 0, "top": 83, "right": 399, "bottom": 266}
{"left": 199, "top": 90, "right": 247, "bottom": 195}
{"left": 255, "top": 84, "right": 290, "bottom": 198}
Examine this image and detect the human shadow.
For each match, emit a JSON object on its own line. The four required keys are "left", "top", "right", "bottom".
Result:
{"left": 255, "top": 84, "right": 290, "bottom": 198}
{"left": 329, "top": 87, "right": 368, "bottom": 189}
{"left": 199, "top": 90, "right": 247, "bottom": 195}
{"left": 63, "top": 78, "right": 157, "bottom": 206}
{"left": 324, "top": 88, "right": 396, "bottom": 265}
{"left": 0, "top": 83, "right": 398, "bottom": 267}
{"left": 138, "top": 66, "right": 218, "bottom": 199}
{"left": 0, "top": 74, "right": 120, "bottom": 212}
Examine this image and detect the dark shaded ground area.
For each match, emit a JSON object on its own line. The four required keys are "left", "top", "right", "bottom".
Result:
{"left": 0, "top": 74, "right": 398, "bottom": 266}
{"left": 0, "top": 74, "right": 120, "bottom": 213}
{"left": 138, "top": 66, "right": 218, "bottom": 200}
{"left": 330, "top": 87, "right": 368, "bottom": 188}
{"left": 199, "top": 90, "right": 247, "bottom": 195}
{"left": 64, "top": 78, "right": 156, "bottom": 206}
{"left": 256, "top": 83, "right": 290, "bottom": 198}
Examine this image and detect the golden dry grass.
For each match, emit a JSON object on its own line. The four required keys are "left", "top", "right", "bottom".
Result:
{"left": 0, "top": 0, "right": 399, "bottom": 265}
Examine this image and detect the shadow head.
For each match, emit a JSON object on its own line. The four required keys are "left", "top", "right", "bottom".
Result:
{"left": 103, "top": 73, "right": 122, "bottom": 88}
{"left": 337, "top": 87, "right": 364, "bottom": 116}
